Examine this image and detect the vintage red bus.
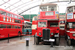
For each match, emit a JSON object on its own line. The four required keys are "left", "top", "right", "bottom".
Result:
{"left": 65, "top": 3, "right": 75, "bottom": 45}
{"left": 0, "top": 8, "right": 24, "bottom": 39}
{"left": 35, "top": 3, "right": 60, "bottom": 45}
{"left": 32, "top": 16, "right": 38, "bottom": 35}
{"left": 59, "top": 20, "right": 65, "bottom": 36}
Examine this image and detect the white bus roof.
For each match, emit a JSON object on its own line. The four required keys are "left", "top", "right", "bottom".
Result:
{"left": 24, "top": 21, "right": 32, "bottom": 23}
{"left": 67, "top": 3, "right": 75, "bottom": 7}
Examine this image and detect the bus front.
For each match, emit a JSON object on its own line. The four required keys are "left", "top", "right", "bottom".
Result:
{"left": 35, "top": 11, "right": 59, "bottom": 45}
{"left": 65, "top": 4, "right": 75, "bottom": 46}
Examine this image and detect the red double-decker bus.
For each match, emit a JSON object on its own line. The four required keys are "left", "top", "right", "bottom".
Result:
{"left": 65, "top": 3, "right": 75, "bottom": 45}
{"left": 59, "top": 20, "right": 65, "bottom": 36}
{"left": 34, "top": 3, "right": 60, "bottom": 45}
{"left": 32, "top": 16, "right": 38, "bottom": 35}
{"left": 0, "top": 8, "right": 24, "bottom": 39}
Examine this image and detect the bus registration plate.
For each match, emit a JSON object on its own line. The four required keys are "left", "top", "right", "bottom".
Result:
{"left": 49, "top": 39, "right": 55, "bottom": 42}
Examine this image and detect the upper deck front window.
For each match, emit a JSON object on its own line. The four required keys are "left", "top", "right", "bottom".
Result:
{"left": 40, "top": 6, "right": 47, "bottom": 11}
{"left": 48, "top": 6, "right": 56, "bottom": 11}
{"left": 67, "top": 6, "right": 73, "bottom": 13}
{"left": 40, "top": 4, "right": 57, "bottom": 11}
{"left": 45, "top": 12, "right": 53, "bottom": 16}
{"left": 0, "top": 10, "right": 6, "bottom": 15}
{"left": 38, "top": 22, "right": 46, "bottom": 27}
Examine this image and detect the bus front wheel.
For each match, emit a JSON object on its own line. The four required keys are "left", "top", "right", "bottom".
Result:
{"left": 56, "top": 38, "right": 59, "bottom": 46}
{"left": 67, "top": 39, "right": 71, "bottom": 46}
{"left": 35, "top": 37, "right": 39, "bottom": 45}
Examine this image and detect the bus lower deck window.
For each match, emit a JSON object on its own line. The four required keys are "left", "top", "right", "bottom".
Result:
{"left": 18, "top": 26, "right": 21, "bottom": 28}
{"left": 7, "top": 25, "right": 11, "bottom": 28}
{"left": 0, "top": 24, "right": 6, "bottom": 28}
{"left": 12, "top": 25, "right": 14, "bottom": 28}
{"left": 15, "top": 26, "right": 17, "bottom": 28}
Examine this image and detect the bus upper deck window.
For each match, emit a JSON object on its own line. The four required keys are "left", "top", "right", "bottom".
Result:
{"left": 67, "top": 7, "right": 73, "bottom": 13}
{"left": 51, "top": 7, "right": 54, "bottom": 11}
{"left": 22, "top": 18, "right": 23, "bottom": 20}
{"left": 10, "top": 18, "right": 11, "bottom": 22}
{"left": 12, "top": 19, "right": 14, "bottom": 22}
{"left": 15, "top": 19, "right": 21, "bottom": 23}
{"left": 15, "top": 15, "right": 17, "bottom": 18}
{"left": 3, "top": 17, "right": 5, "bottom": 21}
{"left": 7, "top": 13, "right": 11, "bottom": 17}
{"left": 12, "top": 14, "right": 14, "bottom": 17}
{"left": 0, "top": 10, "right": 6, "bottom": 15}
{"left": 18, "top": 17, "right": 21, "bottom": 19}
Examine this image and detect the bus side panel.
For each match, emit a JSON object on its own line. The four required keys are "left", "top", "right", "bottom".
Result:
{"left": 8, "top": 29, "right": 18, "bottom": 37}
{"left": 32, "top": 21, "right": 37, "bottom": 35}
{"left": 32, "top": 29, "right": 36, "bottom": 35}
{"left": 0, "top": 29, "right": 8, "bottom": 39}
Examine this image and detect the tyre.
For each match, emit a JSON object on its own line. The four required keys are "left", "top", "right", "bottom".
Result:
{"left": 67, "top": 39, "right": 71, "bottom": 46}
{"left": 65, "top": 35, "right": 67, "bottom": 40}
{"left": 26, "top": 30, "right": 29, "bottom": 35}
{"left": 35, "top": 37, "right": 39, "bottom": 45}
{"left": 56, "top": 38, "right": 59, "bottom": 46}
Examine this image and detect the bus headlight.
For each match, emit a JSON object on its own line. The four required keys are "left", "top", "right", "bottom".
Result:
{"left": 51, "top": 33, "right": 53, "bottom": 35}
{"left": 39, "top": 33, "right": 41, "bottom": 35}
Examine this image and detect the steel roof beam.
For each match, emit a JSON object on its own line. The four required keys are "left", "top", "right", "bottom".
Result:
{"left": 0, "top": 0, "right": 10, "bottom": 6}
{"left": 9, "top": 0, "right": 31, "bottom": 11}
{"left": 19, "top": 5, "right": 39, "bottom": 15}
{"left": 18, "top": 1, "right": 75, "bottom": 15}
{"left": 5, "top": 0, "right": 21, "bottom": 9}
{"left": 14, "top": 0, "right": 39, "bottom": 12}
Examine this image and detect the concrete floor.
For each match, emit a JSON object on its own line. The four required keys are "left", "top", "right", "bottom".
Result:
{"left": 0, "top": 36, "right": 75, "bottom": 50}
